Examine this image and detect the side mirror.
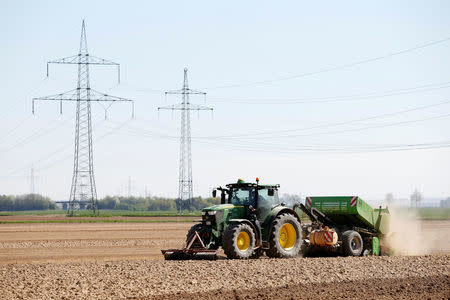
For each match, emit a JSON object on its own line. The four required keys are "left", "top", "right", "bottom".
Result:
{"left": 212, "top": 190, "right": 217, "bottom": 198}
{"left": 268, "top": 188, "right": 274, "bottom": 196}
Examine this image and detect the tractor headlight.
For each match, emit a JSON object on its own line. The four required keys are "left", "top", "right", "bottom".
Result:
{"left": 201, "top": 210, "right": 223, "bottom": 226}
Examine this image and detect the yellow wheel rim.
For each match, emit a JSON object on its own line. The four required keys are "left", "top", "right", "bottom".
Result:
{"left": 236, "top": 231, "right": 250, "bottom": 251}
{"left": 279, "top": 223, "right": 297, "bottom": 250}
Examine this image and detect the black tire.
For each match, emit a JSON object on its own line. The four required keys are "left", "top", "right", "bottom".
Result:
{"left": 186, "top": 223, "right": 217, "bottom": 249}
{"left": 301, "top": 242, "right": 312, "bottom": 257}
{"left": 266, "top": 213, "right": 302, "bottom": 258}
{"left": 222, "top": 223, "right": 256, "bottom": 259}
{"left": 251, "top": 248, "right": 264, "bottom": 259}
{"left": 186, "top": 224, "right": 203, "bottom": 245}
{"left": 342, "top": 230, "right": 363, "bottom": 256}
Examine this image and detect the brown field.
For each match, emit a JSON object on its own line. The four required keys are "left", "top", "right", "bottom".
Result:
{"left": 0, "top": 218, "right": 449, "bottom": 299}
{"left": 0, "top": 214, "right": 198, "bottom": 222}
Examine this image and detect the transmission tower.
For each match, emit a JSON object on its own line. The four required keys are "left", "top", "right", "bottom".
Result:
{"left": 158, "top": 68, "right": 212, "bottom": 212}
{"left": 33, "top": 20, "right": 133, "bottom": 216}
{"left": 127, "top": 176, "right": 133, "bottom": 198}
{"left": 28, "top": 164, "right": 37, "bottom": 196}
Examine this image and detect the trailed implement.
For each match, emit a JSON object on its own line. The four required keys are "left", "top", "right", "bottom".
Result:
{"left": 161, "top": 231, "right": 217, "bottom": 260}
{"left": 299, "top": 196, "right": 390, "bottom": 256}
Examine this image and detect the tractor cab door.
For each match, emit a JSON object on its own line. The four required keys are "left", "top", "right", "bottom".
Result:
{"left": 229, "top": 186, "right": 256, "bottom": 219}
{"left": 256, "top": 188, "right": 280, "bottom": 222}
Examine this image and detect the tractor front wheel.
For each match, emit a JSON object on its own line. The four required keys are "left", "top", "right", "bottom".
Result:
{"left": 266, "top": 213, "right": 302, "bottom": 258}
{"left": 223, "top": 223, "right": 256, "bottom": 259}
{"left": 186, "top": 224, "right": 217, "bottom": 249}
{"left": 186, "top": 224, "right": 203, "bottom": 245}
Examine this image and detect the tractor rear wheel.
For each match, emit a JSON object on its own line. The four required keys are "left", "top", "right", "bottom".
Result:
{"left": 342, "top": 230, "right": 363, "bottom": 256}
{"left": 223, "top": 223, "right": 256, "bottom": 259}
{"left": 266, "top": 213, "right": 302, "bottom": 258}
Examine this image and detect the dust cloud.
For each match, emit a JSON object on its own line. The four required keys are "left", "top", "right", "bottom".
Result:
{"left": 386, "top": 207, "right": 431, "bottom": 255}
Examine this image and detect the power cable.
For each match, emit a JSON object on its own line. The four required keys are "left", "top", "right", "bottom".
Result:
{"left": 193, "top": 138, "right": 450, "bottom": 154}
{"left": 0, "top": 76, "right": 50, "bottom": 120}
{"left": 202, "top": 36, "right": 450, "bottom": 90}
{"left": 208, "top": 81, "right": 450, "bottom": 104}
{"left": 0, "top": 115, "right": 75, "bottom": 153}
{"left": 226, "top": 111, "right": 450, "bottom": 141}
{"left": 183, "top": 99, "right": 450, "bottom": 139}
{"left": 35, "top": 118, "right": 133, "bottom": 173}
{"left": 0, "top": 114, "right": 34, "bottom": 144}
{"left": 98, "top": 124, "right": 450, "bottom": 153}
{"left": 2, "top": 118, "right": 130, "bottom": 178}
{"left": 100, "top": 106, "right": 450, "bottom": 142}
{"left": 99, "top": 112, "right": 450, "bottom": 151}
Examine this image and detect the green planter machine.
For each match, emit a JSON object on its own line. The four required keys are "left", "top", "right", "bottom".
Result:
{"left": 299, "top": 196, "right": 390, "bottom": 256}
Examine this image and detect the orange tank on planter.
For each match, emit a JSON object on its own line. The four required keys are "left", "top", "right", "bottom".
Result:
{"left": 309, "top": 227, "right": 338, "bottom": 246}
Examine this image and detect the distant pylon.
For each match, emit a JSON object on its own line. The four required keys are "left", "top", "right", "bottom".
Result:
{"left": 127, "top": 176, "right": 132, "bottom": 198}
{"left": 158, "top": 68, "right": 212, "bottom": 212}
{"left": 33, "top": 20, "right": 133, "bottom": 216}
{"left": 28, "top": 164, "right": 37, "bottom": 196}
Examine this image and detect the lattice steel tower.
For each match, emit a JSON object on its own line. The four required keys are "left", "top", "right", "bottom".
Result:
{"left": 159, "top": 68, "right": 212, "bottom": 212}
{"left": 33, "top": 20, "right": 133, "bottom": 216}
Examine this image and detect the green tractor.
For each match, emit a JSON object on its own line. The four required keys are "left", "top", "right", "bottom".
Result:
{"left": 178, "top": 178, "right": 302, "bottom": 259}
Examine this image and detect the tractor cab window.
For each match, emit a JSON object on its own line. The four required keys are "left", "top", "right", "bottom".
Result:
{"left": 256, "top": 188, "right": 279, "bottom": 221}
{"left": 230, "top": 187, "right": 256, "bottom": 207}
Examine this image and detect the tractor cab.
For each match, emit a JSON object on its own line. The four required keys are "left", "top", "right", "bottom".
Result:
{"left": 212, "top": 178, "right": 281, "bottom": 222}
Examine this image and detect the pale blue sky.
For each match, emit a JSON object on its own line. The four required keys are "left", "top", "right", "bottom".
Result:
{"left": 1, "top": 1, "right": 450, "bottom": 203}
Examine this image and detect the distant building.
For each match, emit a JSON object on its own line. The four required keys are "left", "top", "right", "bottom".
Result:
{"left": 55, "top": 201, "right": 68, "bottom": 210}
{"left": 440, "top": 198, "right": 450, "bottom": 208}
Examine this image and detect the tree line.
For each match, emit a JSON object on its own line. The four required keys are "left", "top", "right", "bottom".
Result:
{"left": 0, "top": 194, "right": 57, "bottom": 210}
{"left": 97, "top": 196, "right": 220, "bottom": 211}
{"left": 0, "top": 193, "right": 220, "bottom": 211}
{"left": 2, "top": 190, "right": 448, "bottom": 211}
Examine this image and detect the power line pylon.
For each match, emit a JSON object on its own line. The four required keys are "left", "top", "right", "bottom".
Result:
{"left": 158, "top": 68, "right": 212, "bottom": 213}
{"left": 32, "top": 20, "right": 133, "bottom": 216}
{"left": 127, "top": 176, "right": 132, "bottom": 198}
{"left": 28, "top": 164, "right": 37, "bottom": 196}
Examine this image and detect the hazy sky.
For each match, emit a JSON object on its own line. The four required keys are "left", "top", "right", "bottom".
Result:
{"left": 1, "top": 1, "right": 450, "bottom": 203}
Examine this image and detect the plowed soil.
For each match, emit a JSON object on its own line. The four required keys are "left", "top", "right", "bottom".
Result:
{"left": 0, "top": 214, "right": 198, "bottom": 222}
{"left": 0, "top": 222, "right": 193, "bottom": 264}
{"left": 0, "top": 219, "right": 449, "bottom": 299}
